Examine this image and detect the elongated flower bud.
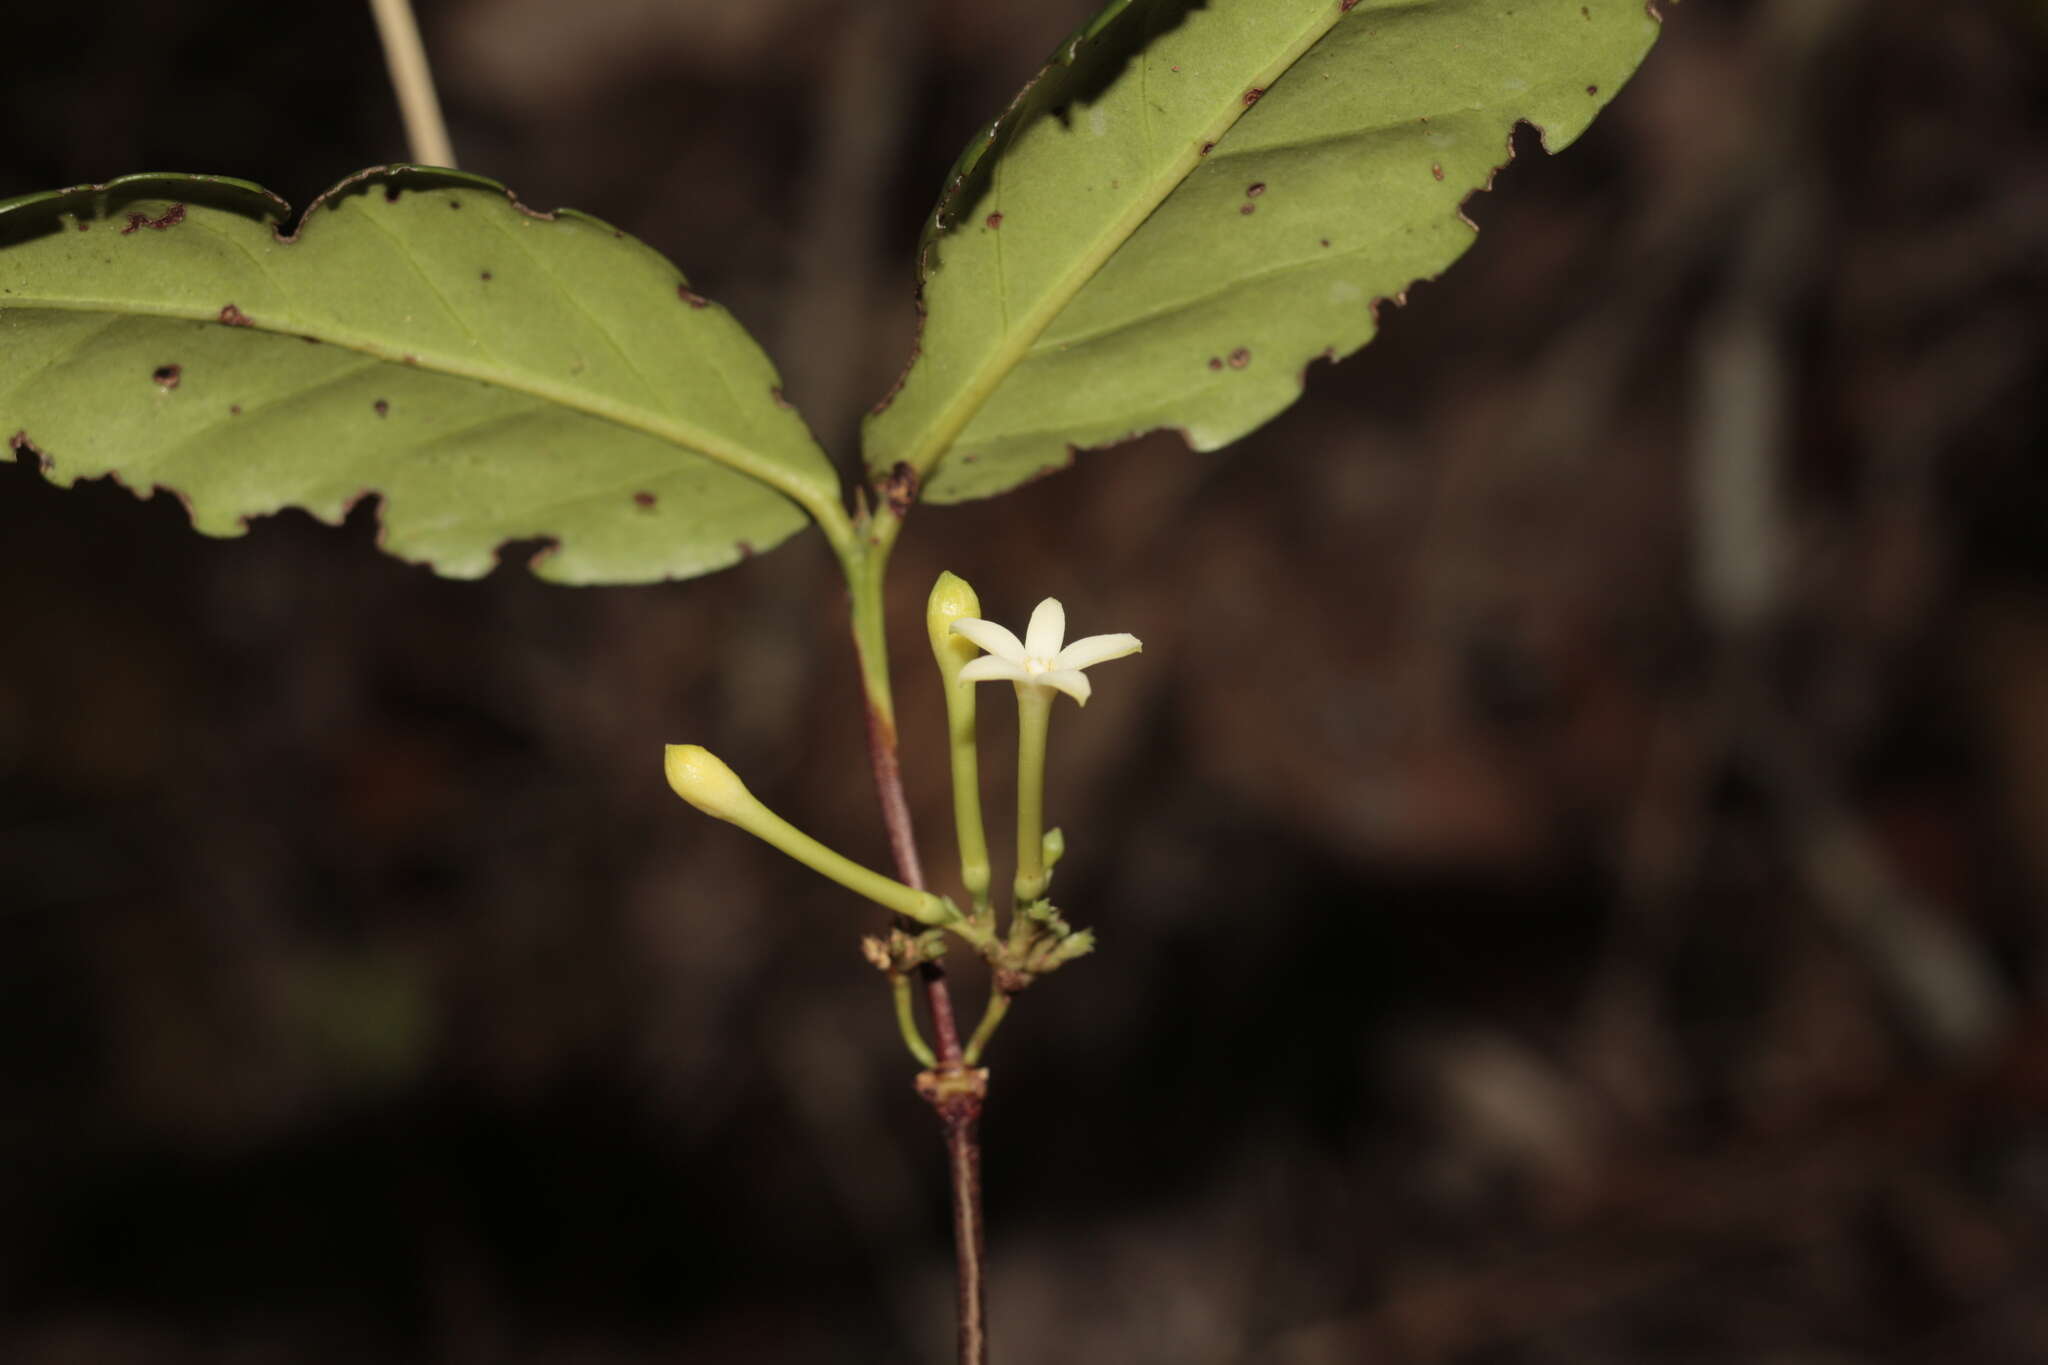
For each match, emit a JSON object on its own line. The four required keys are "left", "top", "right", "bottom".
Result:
{"left": 928, "top": 571, "right": 994, "bottom": 910}
{"left": 663, "top": 743, "right": 973, "bottom": 935}
{"left": 664, "top": 744, "right": 754, "bottom": 822}
{"left": 927, "top": 570, "right": 985, "bottom": 678}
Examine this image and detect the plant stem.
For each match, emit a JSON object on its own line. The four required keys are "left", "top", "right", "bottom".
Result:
{"left": 939, "top": 1083, "right": 987, "bottom": 1365}
{"left": 1012, "top": 684, "right": 1055, "bottom": 907}
{"left": 843, "top": 520, "right": 990, "bottom": 1365}
{"left": 849, "top": 544, "right": 929, "bottom": 899}
{"left": 366, "top": 0, "right": 458, "bottom": 168}
{"left": 962, "top": 990, "right": 1010, "bottom": 1067}
{"left": 893, "top": 973, "right": 939, "bottom": 1069}
{"left": 734, "top": 782, "right": 956, "bottom": 925}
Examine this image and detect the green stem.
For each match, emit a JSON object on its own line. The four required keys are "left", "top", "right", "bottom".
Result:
{"left": 949, "top": 696, "right": 993, "bottom": 918}
{"left": 1013, "top": 684, "right": 1054, "bottom": 907}
{"left": 893, "top": 973, "right": 938, "bottom": 1069}
{"left": 740, "top": 785, "right": 955, "bottom": 927}
{"left": 846, "top": 537, "right": 901, "bottom": 741}
{"left": 842, "top": 504, "right": 991, "bottom": 1365}
{"left": 962, "top": 991, "right": 1011, "bottom": 1067}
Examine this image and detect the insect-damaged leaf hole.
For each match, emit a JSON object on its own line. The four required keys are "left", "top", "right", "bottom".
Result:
{"left": 151, "top": 365, "right": 182, "bottom": 390}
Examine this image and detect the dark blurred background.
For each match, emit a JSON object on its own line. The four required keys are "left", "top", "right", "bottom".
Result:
{"left": 3, "top": 1, "right": 2046, "bottom": 1361}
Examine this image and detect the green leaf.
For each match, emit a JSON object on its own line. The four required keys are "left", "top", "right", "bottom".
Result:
{"left": 0, "top": 167, "right": 848, "bottom": 584}
{"left": 864, "top": 0, "right": 1662, "bottom": 503}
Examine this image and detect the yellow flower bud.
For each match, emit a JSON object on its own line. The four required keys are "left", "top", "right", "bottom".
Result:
{"left": 926, "top": 570, "right": 985, "bottom": 677}
{"left": 664, "top": 744, "right": 755, "bottom": 822}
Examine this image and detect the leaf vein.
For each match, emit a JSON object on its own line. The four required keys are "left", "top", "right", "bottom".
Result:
{"left": 1035, "top": 225, "right": 1420, "bottom": 354}
{"left": 353, "top": 208, "right": 497, "bottom": 360}
{"left": 0, "top": 312, "right": 127, "bottom": 410}
{"left": 136, "top": 356, "right": 387, "bottom": 478}
{"left": 476, "top": 210, "right": 678, "bottom": 412}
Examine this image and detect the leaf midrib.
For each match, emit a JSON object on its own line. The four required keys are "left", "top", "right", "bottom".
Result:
{"left": 886, "top": 6, "right": 1345, "bottom": 482}
{"left": 3, "top": 294, "right": 850, "bottom": 541}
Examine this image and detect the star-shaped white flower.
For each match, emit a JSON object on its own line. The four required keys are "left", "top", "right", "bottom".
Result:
{"left": 951, "top": 598, "right": 1141, "bottom": 705}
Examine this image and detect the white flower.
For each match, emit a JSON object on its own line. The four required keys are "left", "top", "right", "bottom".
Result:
{"left": 951, "top": 598, "right": 1141, "bottom": 705}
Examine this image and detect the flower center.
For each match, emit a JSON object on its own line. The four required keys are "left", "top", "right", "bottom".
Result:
{"left": 1024, "top": 656, "right": 1051, "bottom": 674}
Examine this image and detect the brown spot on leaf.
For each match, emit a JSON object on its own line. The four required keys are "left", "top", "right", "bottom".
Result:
{"left": 373, "top": 399, "right": 389, "bottom": 418}
{"left": 74, "top": 219, "right": 88, "bottom": 232}
{"left": 678, "top": 285, "right": 710, "bottom": 309}
{"left": 152, "top": 364, "right": 182, "bottom": 390}
{"left": 1207, "top": 357, "right": 1223, "bottom": 371}
{"left": 633, "top": 491, "right": 657, "bottom": 510}
{"left": 985, "top": 212, "right": 1003, "bottom": 229}
{"left": 1200, "top": 141, "right": 1215, "bottom": 156}
{"left": 121, "top": 204, "right": 186, "bottom": 234}
{"left": 736, "top": 541, "right": 756, "bottom": 559}
{"left": 447, "top": 198, "right": 462, "bottom": 210}
{"left": 1247, "top": 182, "right": 1266, "bottom": 197}
{"left": 880, "top": 461, "right": 920, "bottom": 518}
{"left": 1239, "top": 203, "right": 1256, "bottom": 215}
{"left": 1243, "top": 87, "right": 1264, "bottom": 105}
{"left": 230, "top": 404, "right": 242, "bottom": 416}
{"left": 1227, "top": 348, "right": 1250, "bottom": 369}
{"left": 480, "top": 270, "right": 493, "bottom": 281}
{"left": 769, "top": 387, "right": 792, "bottom": 409}
{"left": 1321, "top": 238, "right": 1331, "bottom": 247}
{"left": 385, "top": 185, "right": 403, "bottom": 203}
{"left": 1432, "top": 162, "right": 1445, "bottom": 181}
{"left": 402, "top": 354, "right": 419, "bottom": 365}
{"left": 1342, "top": 0, "right": 1361, "bottom": 10}
{"left": 218, "top": 303, "right": 252, "bottom": 326}
{"left": 1586, "top": 84, "right": 1599, "bottom": 95}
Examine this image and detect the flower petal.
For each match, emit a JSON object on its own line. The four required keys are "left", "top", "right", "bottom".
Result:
{"left": 1053, "top": 632, "right": 1142, "bottom": 671}
{"left": 959, "top": 656, "right": 1031, "bottom": 685}
{"left": 951, "top": 617, "right": 1026, "bottom": 664}
{"left": 1024, "top": 598, "right": 1066, "bottom": 661}
{"left": 1035, "top": 668, "right": 1093, "bottom": 705}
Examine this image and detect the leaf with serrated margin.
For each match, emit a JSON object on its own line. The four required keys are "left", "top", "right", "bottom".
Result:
{"left": 0, "top": 167, "right": 845, "bottom": 583}
{"left": 864, "top": 0, "right": 1661, "bottom": 503}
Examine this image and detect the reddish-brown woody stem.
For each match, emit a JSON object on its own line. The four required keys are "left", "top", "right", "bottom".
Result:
{"left": 852, "top": 575, "right": 989, "bottom": 1365}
